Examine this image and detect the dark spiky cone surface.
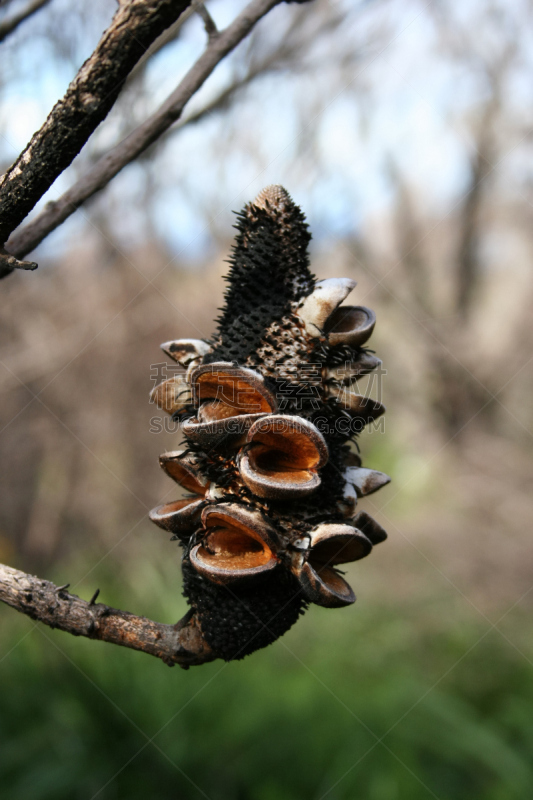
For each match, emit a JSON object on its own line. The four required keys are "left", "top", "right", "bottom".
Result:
{"left": 209, "top": 186, "right": 314, "bottom": 367}
{"left": 181, "top": 560, "right": 307, "bottom": 661}
{"left": 150, "top": 186, "right": 390, "bottom": 665}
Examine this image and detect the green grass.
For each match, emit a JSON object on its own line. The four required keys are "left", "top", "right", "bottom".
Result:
{"left": 0, "top": 559, "right": 531, "bottom": 800}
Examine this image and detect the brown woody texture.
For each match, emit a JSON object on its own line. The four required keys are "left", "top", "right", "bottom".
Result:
{"left": 0, "top": 563, "right": 214, "bottom": 668}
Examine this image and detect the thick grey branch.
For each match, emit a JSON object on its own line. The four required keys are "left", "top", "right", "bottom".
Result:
{"left": 0, "top": 0, "right": 193, "bottom": 252}
{"left": 0, "top": 563, "right": 215, "bottom": 669}
{"left": 0, "top": 0, "right": 51, "bottom": 43}
{"left": 6, "top": 0, "right": 282, "bottom": 264}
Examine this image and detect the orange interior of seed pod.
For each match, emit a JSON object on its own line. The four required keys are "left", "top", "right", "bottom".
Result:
{"left": 161, "top": 457, "right": 207, "bottom": 495}
{"left": 195, "top": 371, "right": 274, "bottom": 419}
{"left": 247, "top": 445, "right": 316, "bottom": 484}
{"left": 313, "top": 566, "right": 354, "bottom": 599}
{"left": 248, "top": 423, "right": 325, "bottom": 478}
{"left": 197, "top": 513, "right": 274, "bottom": 570}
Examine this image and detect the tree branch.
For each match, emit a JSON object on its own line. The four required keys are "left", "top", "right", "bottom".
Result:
{"left": 0, "top": 562, "right": 215, "bottom": 669}
{"left": 5, "top": 0, "right": 283, "bottom": 267}
{"left": 0, "top": 0, "right": 51, "bottom": 43}
{"left": 176, "top": 16, "right": 307, "bottom": 131}
{"left": 0, "top": 0, "right": 193, "bottom": 253}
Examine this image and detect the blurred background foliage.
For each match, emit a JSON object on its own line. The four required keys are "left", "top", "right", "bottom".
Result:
{"left": 0, "top": 0, "right": 532, "bottom": 797}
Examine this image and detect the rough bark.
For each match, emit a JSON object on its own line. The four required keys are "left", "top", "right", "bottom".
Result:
{"left": 6, "top": 0, "right": 282, "bottom": 263}
{"left": 0, "top": 563, "right": 215, "bottom": 669}
{"left": 0, "top": 0, "right": 193, "bottom": 249}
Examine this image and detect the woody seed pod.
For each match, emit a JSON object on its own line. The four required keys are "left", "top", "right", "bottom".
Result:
{"left": 149, "top": 185, "right": 391, "bottom": 663}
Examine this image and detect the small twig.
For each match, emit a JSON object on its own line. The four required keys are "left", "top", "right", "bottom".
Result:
{"left": 176, "top": 51, "right": 288, "bottom": 131}
{"left": 193, "top": 0, "right": 219, "bottom": 39}
{"left": 0, "top": 0, "right": 51, "bottom": 43}
{"left": 0, "top": 247, "right": 37, "bottom": 271}
{"left": 5, "top": 0, "right": 284, "bottom": 267}
{"left": 0, "top": 563, "right": 214, "bottom": 669}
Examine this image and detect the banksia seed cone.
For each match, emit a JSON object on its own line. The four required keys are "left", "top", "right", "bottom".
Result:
{"left": 150, "top": 186, "right": 390, "bottom": 665}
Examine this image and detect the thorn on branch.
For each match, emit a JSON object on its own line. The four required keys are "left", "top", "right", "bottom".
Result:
{"left": 55, "top": 583, "right": 70, "bottom": 593}
{"left": 89, "top": 588, "right": 100, "bottom": 606}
